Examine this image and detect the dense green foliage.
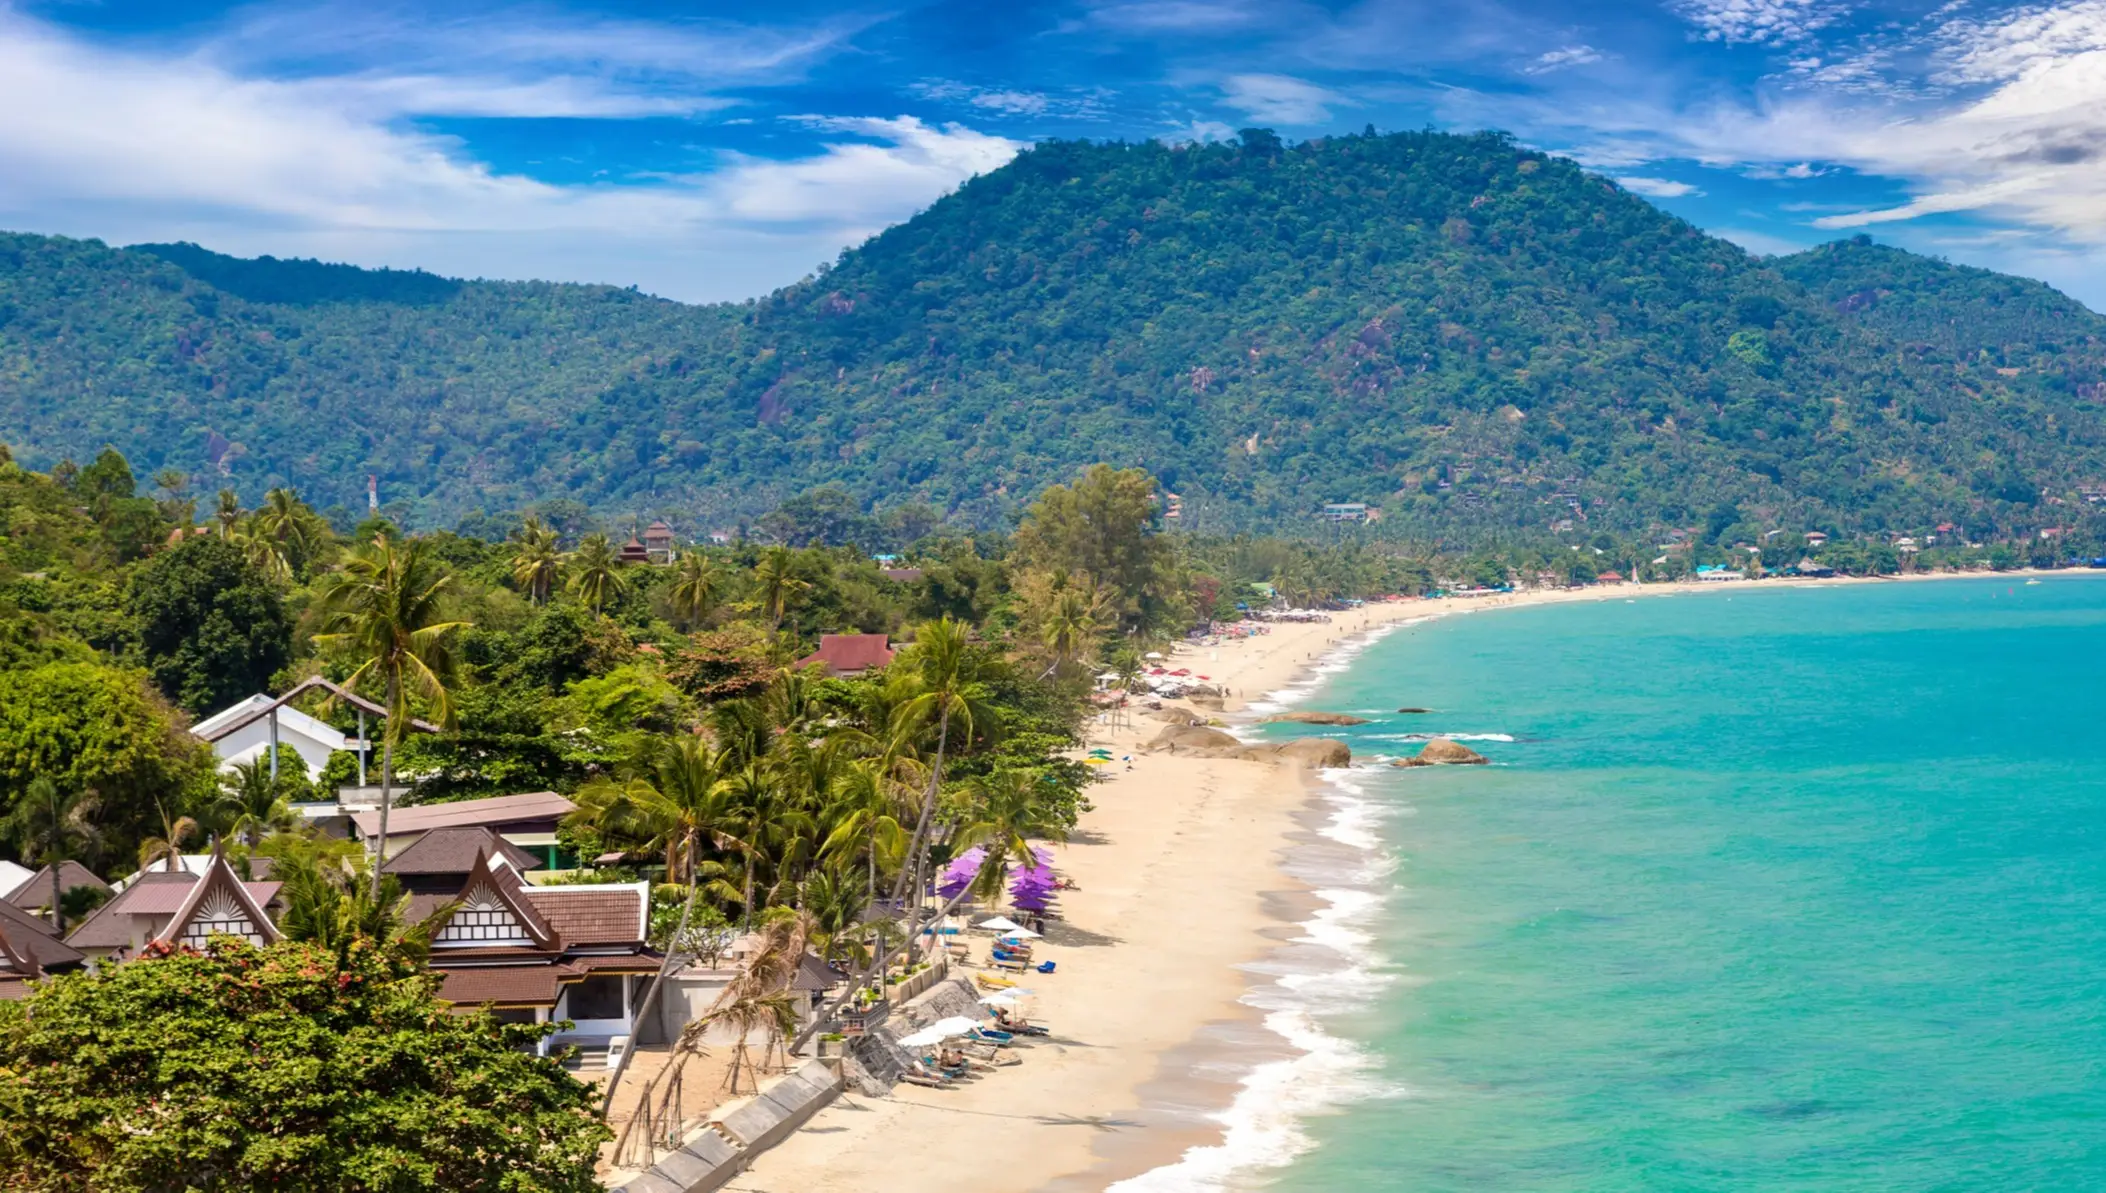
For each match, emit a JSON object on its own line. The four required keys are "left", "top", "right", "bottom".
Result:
{"left": 4, "top": 131, "right": 2105, "bottom": 538}
{"left": 0, "top": 937, "right": 608, "bottom": 1191}
{"left": 125, "top": 535, "right": 292, "bottom": 713}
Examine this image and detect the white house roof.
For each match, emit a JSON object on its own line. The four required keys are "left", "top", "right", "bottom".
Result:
{"left": 191, "top": 694, "right": 348, "bottom": 752}
{"left": 0, "top": 860, "right": 34, "bottom": 901}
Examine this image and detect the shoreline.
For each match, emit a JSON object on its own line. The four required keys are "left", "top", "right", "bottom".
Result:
{"left": 729, "top": 569, "right": 2083, "bottom": 1193}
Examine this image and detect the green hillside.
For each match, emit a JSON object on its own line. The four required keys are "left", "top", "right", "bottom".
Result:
{"left": 2, "top": 129, "right": 2103, "bottom": 537}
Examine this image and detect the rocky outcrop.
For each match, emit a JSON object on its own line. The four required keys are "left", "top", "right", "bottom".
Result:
{"left": 1261, "top": 737, "right": 1353, "bottom": 768}
{"left": 1261, "top": 711, "right": 1370, "bottom": 726}
{"left": 1147, "top": 707, "right": 1208, "bottom": 726}
{"left": 1144, "top": 726, "right": 1350, "bottom": 768}
{"left": 1395, "top": 738, "right": 1488, "bottom": 766}
{"left": 1147, "top": 724, "right": 1244, "bottom": 752}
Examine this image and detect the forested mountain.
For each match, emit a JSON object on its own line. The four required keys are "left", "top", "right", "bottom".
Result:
{"left": 3, "top": 128, "right": 2103, "bottom": 538}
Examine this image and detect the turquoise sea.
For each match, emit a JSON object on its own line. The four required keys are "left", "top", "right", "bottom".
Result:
{"left": 1248, "top": 578, "right": 2106, "bottom": 1192}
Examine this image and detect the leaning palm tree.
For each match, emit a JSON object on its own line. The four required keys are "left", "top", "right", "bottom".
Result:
{"left": 510, "top": 517, "right": 563, "bottom": 605}
{"left": 751, "top": 546, "right": 809, "bottom": 635}
{"left": 312, "top": 534, "right": 470, "bottom": 895}
{"left": 567, "top": 533, "right": 626, "bottom": 615}
{"left": 4, "top": 779, "right": 102, "bottom": 933}
{"left": 667, "top": 553, "right": 721, "bottom": 629}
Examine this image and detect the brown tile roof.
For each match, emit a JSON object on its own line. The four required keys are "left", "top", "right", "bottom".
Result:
{"left": 561, "top": 954, "right": 662, "bottom": 975}
{"left": 438, "top": 966, "right": 563, "bottom": 1007}
{"left": 793, "top": 633, "right": 895, "bottom": 676}
{"left": 6, "top": 861, "right": 109, "bottom": 909}
{"left": 0, "top": 913, "right": 82, "bottom": 975}
{"left": 0, "top": 895, "right": 56, "bottom": 939}
{"left": 351, "top": 791, "right": 574, "bottom": 839}
{"left": 382, "top": 827, "right": 542, "bottom": 876}
{"left": 523, "top": 889, "right": 645, "bottom": 945}
{"left": 65, "top": 872, "right": 196, "bottom": 950}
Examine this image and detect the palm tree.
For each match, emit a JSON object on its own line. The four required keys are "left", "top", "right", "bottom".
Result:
{"left": 138, "top": 799, "right": 201, "bottom": 873}
{"left": 751, "top": 546, "right": 809, "bottom": 635}
{"left": 212, "top": 758, "right": 296, "bottom": 847}
{"left": 214, "top": 489, "right": 242, "bottom": 538}
{"left": 312, "top": 534, "right": 470, "bottom": 895}
{"left": 1039, "top": 579, "right": 1109, "bottom": 676}
{"left": 953, "top": 768, "right": 1071, "bottom": 905}
{"left": 4, "top": 779, "right": 103, "bottom": 933}
{"left": 667, "top": 553, "right": 721, "bottom": 629}
{"left": 510, "top": 517, "right": 563, "bottom": 604}
{"left": 277, "top": 857, "right": 457, "bottom": 961}
{"left": 249, "top": 488, "right": 325, "bottom": 579}
{"left": 567, "top": 533, "right": 626, "bottom": 614}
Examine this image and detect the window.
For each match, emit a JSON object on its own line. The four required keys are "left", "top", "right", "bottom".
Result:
{"left": 565, "top": 975, "right": 625, "bottom": 1021}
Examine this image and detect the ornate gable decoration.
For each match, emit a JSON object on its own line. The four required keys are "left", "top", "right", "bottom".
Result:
{"left": 155, "top": 847, "right": 280, "bottom": 949}
{"left": 432, "top": 849, "right": 558, "bottom": 951}
{"left": 0, "top": 920, "right": 40, "bottom": 980}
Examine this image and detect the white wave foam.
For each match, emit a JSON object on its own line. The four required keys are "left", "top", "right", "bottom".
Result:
{"left": 1108, "top": 769, "right": 1398, "bottom": 1192}
{"left": 1366, "top": 732, "right": 1516, "bottom": 743}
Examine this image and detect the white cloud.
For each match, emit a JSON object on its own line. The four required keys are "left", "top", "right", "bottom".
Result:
{"left": 1083, "top": 1, "right": 1279, "bottom": 32}
{"left": 1164, "top": 118, "right": 1238, "bottom": 144}
{"left": 1218, "top": 73, "right": 1343, "bottom": 125}
{"left": 0, "top": 10, "right": 1019, "bottom": 301}
{"left": 1669, "top": 0, "right": 1843, "bottom": 44}
{"left": 1617, "top": 176, "right": 1703, "bottom": 197}
{"left": 1528, "top": 45, "right": 1604, "bottom": 74}
{"left": 1714, "top": 226, "right": 1817, "bottom": 255}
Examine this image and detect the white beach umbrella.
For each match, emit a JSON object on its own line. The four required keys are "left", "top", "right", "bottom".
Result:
{"left": 978, "top": 992, "right": 1021, "bottom": 1007}
{"left": 896, "top": 1024, "right": 950, "bottom": 1048}
{"left": 976, "top": 915, "right": 1022, "bottom": 932}
{"left": 999, "top": 927, "right": 1043, "bottom": 941}
{"left": 927, "top": 1015, "right": 983, "bottom": 1037}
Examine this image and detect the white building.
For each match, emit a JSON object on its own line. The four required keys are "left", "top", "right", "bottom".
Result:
{"left": 191, "top": 694, "right": 352, "bottom": 778}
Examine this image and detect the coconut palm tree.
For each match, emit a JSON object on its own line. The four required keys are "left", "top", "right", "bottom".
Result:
{"left": 138, "top": 799, "right": 202, "bottom": 873}
{"left": 751, "top": 546, "right": 808, "bottom": 635}
{"left": 954, "top": 767, "right": 1070, "bottom": 905}
{"left": 567, "top": 533, "right": 626, "bottom": 614}
{"left": 667, "top": 553, "right": 721, "bottom": 629}
{"left": 312, "top": 534, "right": 469, "bottom": 895}
{"left": 3, "top": 779, "right": 102, "bottom": 933}
{"left": 211, "top": 758, "right": 297, "bottom": 847}
{"left": 214, "top": 489, "right": 243, "bottom": 538}
{"left": 277, "top": 857, "right": 457, "bottom": 961}
{"left": 1038, "top": 578, "right": 1110, "bottom": 676}
{"left": 248, "top": 487, "right": 326, "bottom": 579}
{"left": 510, "top": 517, "right": 562, "bottom": 604}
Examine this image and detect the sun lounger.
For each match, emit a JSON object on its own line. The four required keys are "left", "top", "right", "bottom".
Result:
{"left": 989, "top": 957, "right": 1029, "bottom": 972}
{"left": 968, "top": 1026, "right": 1015, "bottom": 1044}
{"left": 899, "top": 1070, "right": 954, "bottom": 1089}
{"left": 975, "top": 974, "right": 1018, "bottom": 990}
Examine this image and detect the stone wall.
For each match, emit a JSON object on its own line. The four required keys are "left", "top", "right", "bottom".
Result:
{"left": 611, "top": 1059, "right": 842, "bottom": 1193}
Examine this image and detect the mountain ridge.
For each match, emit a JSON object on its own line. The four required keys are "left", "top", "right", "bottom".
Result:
{"left": 3, "top": 129, "right": 2103, "bottom": 538}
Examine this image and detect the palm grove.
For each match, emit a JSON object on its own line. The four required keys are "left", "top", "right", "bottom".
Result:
{"left": 0, "top": 445, "right": 1431, "bottom": 1189}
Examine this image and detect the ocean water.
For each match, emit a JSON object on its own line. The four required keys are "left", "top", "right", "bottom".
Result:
{"left": 1176, "top": 577, "right": 2106, "bottom": 1191}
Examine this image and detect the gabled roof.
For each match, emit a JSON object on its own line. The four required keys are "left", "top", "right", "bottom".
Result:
{"left": 351, "top": 791, "right": 575, "bottom": 839}
{"left": 0, "top": 901, "right": 80, "bottom": 971}
{"left": 190, "top": 694, "right": 348, "bottom": 752}
{"left": 430, "top": 850, "right": 559, "bottom": 952}
{"left": 0, "top": 860, "right": 35, "bottom": 901}
{"left": 6, "top": 861, "right": 110, "bottom": 910}
{"left": 190, "top": 676, "right": 438, "bottom": 745}
{"left": 65, "top": 872, "right": 198, "bottom": 950}
{"left": 153, "top": 848, "right": 282, "bottom": 949}
{"left": 522, "top": 884, "right": 649, "bottom": 946}
{"left": 382, "top": 827, "right": 543, "bottom": 876}
{"left": 794, "top": 633, "right": 895, "bottom": 676}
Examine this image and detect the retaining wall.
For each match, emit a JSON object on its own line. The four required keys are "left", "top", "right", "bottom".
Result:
{"left": 612, "top": 1059, "right": 842, "bottom": 1193}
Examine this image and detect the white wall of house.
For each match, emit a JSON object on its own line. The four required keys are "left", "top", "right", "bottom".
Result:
{"left": 192, "top": 696, "right": 351, "bottom": 778}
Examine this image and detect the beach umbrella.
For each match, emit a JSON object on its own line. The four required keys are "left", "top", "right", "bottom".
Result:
{"left": 1000, "top": 927, "right": 1042, "bottom": 941}
{"left": 927, "top": 1015, "right": 983, "bottom": 1037}
{"left": 1085, "top": 757, "right": 1111, "bottom": 766}
{"left": 896, "top": 1024, "right": 951, "bottom": 1048}
{"left": 976, "top": 915, "right": 1022, "bottom": 933}
{"left": 1145, "top": 651, "right": 1164, "bottom": 659}
{"left": 978, "top": 992, "right": 1021, "bottom": 1007}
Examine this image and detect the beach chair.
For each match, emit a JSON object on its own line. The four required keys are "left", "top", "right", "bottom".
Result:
{"left": 899, "top": 1067, "right": 954, "bottom": 1090}
{"left": 960, "top": 1041, "right": 1023, "bottom": 1066}
{"left": 921, "top": 1054, "right": 971, "bottom": 1080}
{"left": 989, "top": 956, "right": 1029, "bottom": 972}
{"left": 975, "top": 973, "right": 1018, "bottom": 991}
{"left": 968, "top": 1025, "right": 1015, "bottom": 1044}
{"left": 1034, "top": 961, "right": 1056, "bottom": 974}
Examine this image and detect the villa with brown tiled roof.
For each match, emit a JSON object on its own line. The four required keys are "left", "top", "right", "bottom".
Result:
{"left": 0, "top": 899, "right": 85, "bottom": 999}
{"left": 793, "top": 633, "right": 895, "bottom": 676}
{"left": 6, "top": 860, "right": 110, "bottom": 922}
{"left": 381, "top": 826, "right": 543, "bottom": 893}
{"left": 351, "top": 790, "right": 576, "bottom": 869}
{"left": 64, "top": 859, "right": 283, "bottom": 963}
{"left": 408, "top": 849, "right": 664, "bottom": 1051}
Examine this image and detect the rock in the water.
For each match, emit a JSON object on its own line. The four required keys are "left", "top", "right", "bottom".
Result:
{"left": 1261, "top": 711, "right": 1371, "bottom": 726}
{"left": 1395, "top": 737, "right": 1489, "bottom": 766}
{"left": 1146, "top": 724, "right": 1244, "bottom": 752}
{"left": 1396, "top": 707, "right": 1433, "bottom": 714}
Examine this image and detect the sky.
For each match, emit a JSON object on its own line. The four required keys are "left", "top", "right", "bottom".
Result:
{"left": 7, "top": 0, "right": 2106, "bottom": 307}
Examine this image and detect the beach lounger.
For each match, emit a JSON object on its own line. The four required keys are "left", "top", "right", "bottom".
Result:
{"left": 975, "top": 974, "right": 1018, "bottom": 990}
{"left": 920, "top": 1055, "right": 971, "bottom": 1080}
{"left": 899, "top": 1070, "right": 954, "bottom": 1089}
{"left": 989, "top": 957, "right": 1029, "bottom": 972}
{"left": 961, "top": 1042, "right": 1023, "bottom": 1065}
{"left": 968, "top": 1026, "right": 1015, "bottom": 1044}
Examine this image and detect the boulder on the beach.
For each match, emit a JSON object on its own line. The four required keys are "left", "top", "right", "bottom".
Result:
{"left": 1396, "top": 707, "right": 1433, "bottom": 714}
{"left": 1147, "top": 707, "right": 1207, "bottom": 726}
{"left": 1189, "top": 692, "right": 1226, "bottom": 711}
{"left": 1261, "top": 711, "right": 1370, "bottom": 726}
{"left": 1396, "top": 737, "right": 1488, "bottom": 766}
{"left": 1146, "top": 724, "right": 1243, "bottom": 753}
{"left": 1267, "top": 737, "right": 1353, "bottom": 768}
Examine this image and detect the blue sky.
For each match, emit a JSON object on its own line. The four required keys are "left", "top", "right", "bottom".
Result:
{"left": 6, "top": 0, "right": 2106, "bottom": 306}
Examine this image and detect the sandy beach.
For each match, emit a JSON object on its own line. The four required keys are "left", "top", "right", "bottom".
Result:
{"left": 728, "top": 570, "right": 2043, "bottom": 1193}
